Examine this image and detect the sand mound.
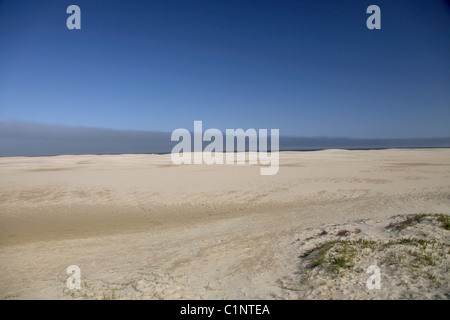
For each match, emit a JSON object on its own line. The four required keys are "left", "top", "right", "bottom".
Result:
{"left": 279, "top": 214, "right": 449, "bottom": 299}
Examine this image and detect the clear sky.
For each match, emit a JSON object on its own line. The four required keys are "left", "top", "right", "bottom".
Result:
{"left": 0, "top": 0, "right": 449, "bottom": 138}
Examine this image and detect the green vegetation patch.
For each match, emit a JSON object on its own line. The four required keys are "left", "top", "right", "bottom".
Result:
{"left": 387, "top": 213, "right": 449, "bottom": 231}
{"left": 301, "top": 237, "right": 447, "bottom": 277}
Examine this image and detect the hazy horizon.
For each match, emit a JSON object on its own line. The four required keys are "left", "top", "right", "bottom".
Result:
{"left": 1, "top": 121, "right": 449, "bottom": 157}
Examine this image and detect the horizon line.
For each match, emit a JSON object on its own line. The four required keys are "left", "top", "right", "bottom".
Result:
{"left": 2, "top": 121, "right": 450, "bottom": 141}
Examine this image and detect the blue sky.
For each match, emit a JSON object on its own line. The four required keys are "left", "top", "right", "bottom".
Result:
{"left": 0, "top": 0, "right": 449, "bottom": 138}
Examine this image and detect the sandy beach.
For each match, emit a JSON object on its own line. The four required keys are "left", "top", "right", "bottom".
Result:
{"left": 0, "top": 149, "right": 449, "bottom": 299}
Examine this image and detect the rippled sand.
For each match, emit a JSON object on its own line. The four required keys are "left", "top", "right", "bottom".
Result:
{"left": 0, "top": 149, "right": 449, "bottom": 299}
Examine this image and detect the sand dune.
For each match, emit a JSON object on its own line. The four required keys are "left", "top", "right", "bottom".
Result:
{"left": 0, "top": 149, "right": 449, "bottom": 299}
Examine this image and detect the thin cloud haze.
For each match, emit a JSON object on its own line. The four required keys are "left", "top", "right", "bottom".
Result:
{"left": 0, "top": 122, "right": 171, "bottom": 156}
{"left": 1, "top": 122, "right": 449, "bottom": 157}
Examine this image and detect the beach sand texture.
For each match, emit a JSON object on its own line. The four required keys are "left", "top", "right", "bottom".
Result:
{"left": 0, "top": 149, "right": 449, "bottom": 299}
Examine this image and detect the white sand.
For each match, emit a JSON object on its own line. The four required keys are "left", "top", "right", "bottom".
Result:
{"left": 0, "top": 149, "right": 449, "bottom": 299}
